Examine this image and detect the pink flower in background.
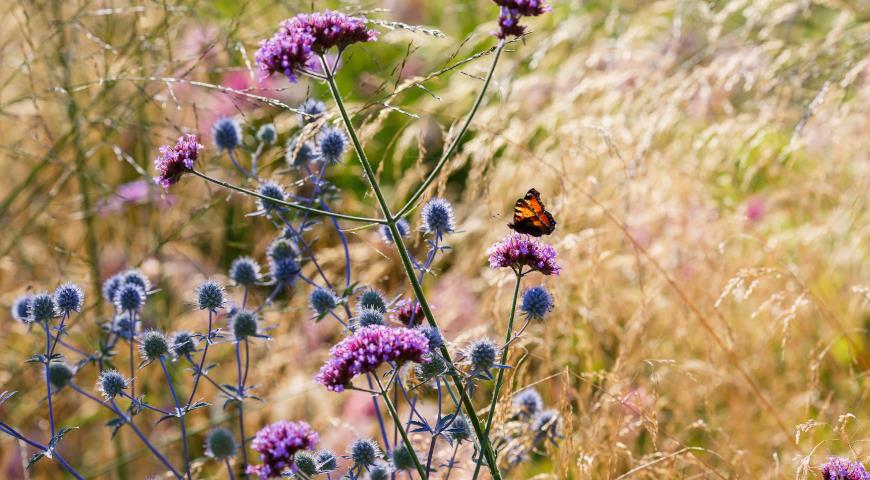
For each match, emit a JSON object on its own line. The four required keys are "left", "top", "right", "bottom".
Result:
{"left": 744, "top": 196, "right": 766, "bottom": 223}
{"left": 96, "top": 180, "right": 176, "bottom": 215}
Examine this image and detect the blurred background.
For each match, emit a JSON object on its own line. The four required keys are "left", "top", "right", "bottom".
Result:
{"left": 0, "top": 0, "right": 868, "bottom": 478}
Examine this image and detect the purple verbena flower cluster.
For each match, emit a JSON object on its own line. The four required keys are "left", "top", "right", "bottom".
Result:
{"left": 492, "top": 0, "right": 551, "bottom": 38}
{"left": 822, "top": 458, "right": 870, "bottom": 480}
{"left": 488, "top": 232, "right": 561, "bottom": 275}
{"left": 247, "top": 421, "right": 320, "bottom": 478}
{"left": 315, "top": 325, "right": 431, "bottom": 392}
{"left": 153, "top": 134, "right": 203, "bottom": 189}
{"left": 256, "top": 11, "right": 378, "bottom": 82}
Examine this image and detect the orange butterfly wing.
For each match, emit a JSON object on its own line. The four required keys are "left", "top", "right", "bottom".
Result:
{"left": 507, "top": 188, "right": 556, "bottom": 237}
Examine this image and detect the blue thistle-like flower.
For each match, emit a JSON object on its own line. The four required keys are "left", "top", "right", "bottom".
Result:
{"left": 367, "top": 464, "right": 393, "bottom": 480}
{"left": 212, "top": 116, "right": 242, "bottom": 151}
{"left": 317, "top": 125, "right": 347, "bottom": 164}
{"left": 97, "top": 369, "right": 128, "bottom": 399}
{"left": 357, "top": 289, "right": 387, "bottom": 314}
{"left": 139, "top": 330, "right": 169, "bottom": 362}
{"left": 417, "top": 325, "right": 444, "bottom": 350}
{"left": 170, "top": 331, "right": 198, "bottom": 359}
{"left": 315, "top": 450, "right": 338, "bottom": 472}
{"left": 229, "top": 256, "right": 261, "bottom": 286}
{"left": 102, "top": 274, "right": 123, "bottom": 303}
{"left": 294, "top": 451, "right": 318, "bottom": 476}
{"left": 421, "top": 198, "right": 455, "bottom": 236}
{"left": 520, "top": 286, "right": 553, "bottom": 320}
{"left": 122, "top": 269, "right": 152, "bottom": 294}
{"left": 54, "top": 283, "right": 84, "bottom": 314}
{"left": 531, "top": 409, "right": 562, "bottom": 447}
{"left": 467, "top": 338, "right": 498, "bottom": 374}
{"left": 269, "top": 257, "right": 301, "bottom": 285}
{"left": 196, "top": 280, "right": 225, "bottom": 311}
{"left": 513, "top": 388, "right": 544, "bottom": 417}
{"left": 232, "top": 310, "right": 259, "bottom": 340}
{"left": 285, "top": 137, "right": 319, "bottom": 167}
{"left": 11, "top": 295, "right": 32, "bottom": 323}
{"left": 267, "top": 238, "right": 297, "bottom": 261}
{"left": 47, "top": 361, "right": 75, "bottom": 391}
{"left": 257, "top": 123, "right": 277, "bottom": 145}
{"left": 29, "top": 292, "right": 58, "bottom": 323}
{"left": 257, "top": 181, "right": 288, "bottom": 213}
{"left": 356, "top": 308, "right": 385, "bottom": 329}
{"left": 379, "top": 219, "right": 410, "bottom": 243}
{"left": 349, "top": 438, "right": 380, "bottom": 468}
{"left": 309, "top": 287, "right": 339, "bottom": 317}
{"left": 414, "top": 352, "right": 447, "bottom": 383}
{"left": 109, "top": 312, "right": 137, "bottom": 340}
{"left": 446, "top": 415, "right": 472, "bottom": 444}
{"left": 205, "top": 428, "right": 237, "bottom": 459}
{"left": 298, "top": 99, "right": 326, "bottom": 125}
{"left": 391, "top": 445, "right": 416, "bottom": 471}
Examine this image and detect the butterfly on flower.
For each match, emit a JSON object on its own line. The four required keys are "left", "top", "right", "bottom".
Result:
{"left": 507, "top": 188, "right": 556, "bottom": 237}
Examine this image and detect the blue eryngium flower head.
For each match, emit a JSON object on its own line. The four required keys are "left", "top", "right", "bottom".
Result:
{"left": 11, "top": 295, "right": 32, "bottom": 323}
{"left": 97, "top": 369, "right": 128, "bottom": 399}
{"left": 294, "top": 451, "right": 318, "bottom": 476}
{"left": 521, "top": 286, "right": 553, "bottom": 320}
{"left": 531, "top": 409, "right": 562, "bottom": 446}
{"left": 232, "top": 310, "right": 259, "bottom": 340}
{"left": 368, "top": 464, "right": 393, "bottom": 480}
{"left": 29, "top": 292, "right": 58, "bottom": 323}
{"left": 513, "top": 388, "right": 544, "bottom": 417}
{"left": 257, "top": 181, "right": 288, "bottom": 213}
{"left": 229, "top": 256, "right": 261, "bottom": 286}
{"left": 114, "top": 284, "right": 145, "bottom": 312}
{"left": 285, "top": 137, "right": 319, "bottom": 167}
{"left": 317, "top": 125, "right": 347, "bottom": 164}
{"left": 309, "top": 287, "right": 339, "bottom": 317}
{"left": 298, "top": 99, "right": 326, "bottom": 125}
{"left": 257, "top": 123, "right": 277, "bottom": 145}
{"left": 196, "top": 280, "right": 225, "bottom": 311}
{"left": 315, "top": 449, "right": 338, "bottom": 472}
{"left": 356, "top": 308, "right": 385, "bottom": 329}
{"left": 391, "top": 444, "right": 416, "bottom": 471}
{"left": 417, "top": 325, "right": 444, "bottom": 350}
{"left": 212, "top": 116, "right": 242, "bottom": 151}
{"left": 54, "top": 283, "right": 84, "bottom": 314}
{"left": 170, "top": 331, "right": 197, "bottom": 359}
{"left": 270, "top": 257, "right": 300, "bottom": 285}
{"left": 139, "top": 330, "right": 169, "bottom": 362}
{"left": 122, "top": 269, "right": 152, "bottom": 293}
{"left": 47, "top": 361, "right": 75, "bottom": 391}
{"left": 267, "top": 238, "right": 297, "bottom": 261}
{"left": 102, "top": 273, "right": 123, "bottom": 302}
{"left": 446, "top": 414, "right": 472, "bottom": 444}
{"left": 421, "top": 198, "right": 455, "bottom": 236}
{"left": 379, "top": 219, "right": 410, "bottom": 243}
{"left": 467, "top": 338, "right": 498, "bottom": 373}
{"left": 414, "top": 352, "right": 446, "bottom": 382}
{"left": 357, "top": 289, "right": 387, "bottom": 314}
{"left": 205, "top": 427, "right": 237, "bottom": 459}
{"left": 349, "top": 438, "right": 380, "bottom": 468}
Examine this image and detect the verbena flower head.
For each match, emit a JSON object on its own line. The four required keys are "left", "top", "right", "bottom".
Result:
{"left": 393, "top": 299, "right": 425, "bottom": 326}
{"left": 170, "top": 331, "right": 198, "bottom": 359}
{"left": 467, "top": 338, "right": 498, "bottom": 373}
{"left": 492, "top": 0, "right": 551, "bottom": 38}
{"left": 421, "top": 198, "right": 455, "bottom": 236}
{"left": 102, "top": 274, "right": 123, "bottom": 303}
{"left": 349, "top": 438, "right": 380, "bottom": 468}
{"left": 317, "top": 125, "right": 347, "bottom": 164}
{"left": 122, "top": 269, "right": 152, "bottom": 293}
{"left": 488, "top": 233, "right": 561, "bottom": 275}
{"left": 391, "top": 444, "right": 416, "bottom": 471}
{"left": 309, "top": 287, "right": 339, "bottom": 317}
{"left": 47, "top": 361, "right": 75, "bottom": 391}
{"left": 315, "top": 326, "right": 430, "bottom": 392}
{"left": 285, "top": 137, "right": 319, "bottom": 167}
{"left": 205, "top": 427, "right": 237, "bottom": 459}
{"left": 11, "top": 295, "right": 32, "bottom": 323}
{"left": 256, "top": 11, "right": 377, "bottom": 82}
{"left": 29, "top": 292, "right": 58, "bottom": 323}
{"left": 379, "top": 219, "right": 410, "bottom": 243}
{"left": 257, "top": 181, "right": 288, "bottom": 213}
{"left": 357, "top": 289, "right": 387, "bottom": 313}
{"left": 513, "top": 388, "right": 544, "bottom": 417}
{"left": 298, "top": 99, "right": 326, "bottom": 125}
{"left": 54, "top": 283, "right": 84, "bottom": 314}
{"left": 247, "top": 421, "right": 319, "bottom": 478}
{"left": 153, "top": 134, "right": 203, "bottom": 189}
{"left": 293, "top": 451, "right": 318, "bottom": 476}
{"left": 315, "top": 449, "right": 338, "bottom": 472}
{"left": 821, "top": 458, "right": 870, "bottom": 480}
{"left": 257, "top": 123, "right": 277, "bottom": 145}
{"left": 446, "top": 414, "right": 472, "bottom": 444}
{"left": 531, "top": 409, "right": 562, "bottom": 446}
{"left": 521, "top": 286, "right": 553, "bottom": 319}
{"left": 139, "top": 330, "right": 170, "bottom": 363}
{"left": 230, "top": 256, "right": 261, "bottom": 286}
{"left": 355, "top": 308, "right": 385, "bottom": 329}
{"left": 114, "top": 284, "right": 145, "bottom": 312}
{"left": 196, "top": 280, "right": 225, "bottom": 311}
{"left": 232, "top": 310, "right": 259, "bottom": 340}
{"left": 212, "top": 116, "right": 242, "bottom": 151}
{"left": 97, "top": 369, "right": 128, "bottom": 399}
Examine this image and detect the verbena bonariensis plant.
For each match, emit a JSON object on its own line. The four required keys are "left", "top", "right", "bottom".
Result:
{"left": 1, "top": 4, "right": 581, "bottom": 480}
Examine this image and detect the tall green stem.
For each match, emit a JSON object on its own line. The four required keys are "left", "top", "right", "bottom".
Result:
{"left": 374, "top": 374, "right": 428, "bottom": 479}
{"left": 471, "top": 270, "right": 522, "bottom": 479}
{"left": 323, "top": 57, "right": 503, "bottom": 480}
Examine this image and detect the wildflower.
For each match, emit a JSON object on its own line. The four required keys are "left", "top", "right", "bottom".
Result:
{"left": 267, "top": 238, "right": 297, "bottom": 261}
{"left": 232, "top": 310, "right": 259, "bottom": 340}
{"left": 196, "top": 280, "right": 225, "bottom": 311}
{"left": 488, "top": 232, "right": 561, "bottom": 275}
{"left": 356, "top": 308, "right": 385, "bottom": 329}
{"left": 393, "top": 299, "right": 425, "bottom": 326}
{"left": 47, "top": 361, "right": 75, "bottom": 391}
{"left": 821, "top": 458, "right": 870, "bottom": 480}
{"left": 492, "top": 0, "right": 551, "bottom": 39}
{"left": 114, "top": 284, "right": 145, "bottom": 312}
{"left": 367, "top": 464, "right": 392, "bottom": 480}
{"left": 153, "top": 134, "right": 203, "bottom": 189}
{"left": 139, "top": 330, "right": 170, "bottom": 363}
{"left": 520, "top": 286, "right": 553, "bottom": 320}
{"left": 357, "top": 289, "right": 387, "bottom": 314}
{"left": 309, "top": 287, "right": 339, "bottom": 317}
{"left": 170, "top": 331, "right": 198, "bottom": 359}
{"left": 415, "top": 352, "right": 447, "bottom": 383}
{"left": 108, "top": 312, "right": 137, "bottom": 340}
{"left": 257, "top": 123, "right": 277, "bottom": 145}
{"left": 315, "top": 449, "right": 338, "bottom": 472}
{"left": 213, "top": 116, "right": 242, "bottom": 151}
{"left": 391, "top": 444, "right": 416, "bottom": 471}
{"left": 531, "top": 409, "right": 562, "bottom": 446}
{"left": 379, "top": 219, "right": 410, "bottom": 244}
{"left": 298, "top": 99, "right": 326, "bottom": 125}
{"left": 247, "top": 421, "right": 319, "bottom": 478}
{"left": 416, "top": 325, "right": 443, "bottom": 350}
{"left": 349, "top": 438, "right": 380, "bottom": 469}
{"left": 293, "top": 451, "right": 318, "bottom": 476}
{"left": 54, "top": 283, "right": 84, "bottom": 314}
{"left": 205, "top": 428, "right": 237, "bottom": 459}
{"left": 513, "top": 388, "right": 544, "bottom": 417}
{"left": 317, "top": 125, "right": 347, "bottom": 164}
{"left": 446, "top": 415, "right": 472, "bottom": 444}
{"left": 269, "top": 256, "right": 301, "bottom": 285}
{"left": 315, "top": 326, "right": 430, "bottom": 392}
{"left": 285, "top": 137, "right": 319, "bottom": 167}
{"left": 102, "top": 273, "right": 123, "bottom": 303}
{"left": 230, "top": 256, "right": 261, "bottom": 286}
{"left": 97, "top": 369, "right": 128, "bottom": 399}
{"left": 11, "top": 295, "right": 32, "bottom": 323}
{"left": 29, "top": 292, "right": 58, "bottom": 323}
{"left": 122, "top": 269, "right": 152, "bottom": 293}
{"left": 421, "top": 198, "right": 455, "bottom": 237}
{"left": 467, "top": 338, "right": 498, "bottom": 377}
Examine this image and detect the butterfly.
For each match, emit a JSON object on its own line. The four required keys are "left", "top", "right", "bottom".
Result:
{"left": 507, "top": 188, "right": 556, "bottom": 237}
